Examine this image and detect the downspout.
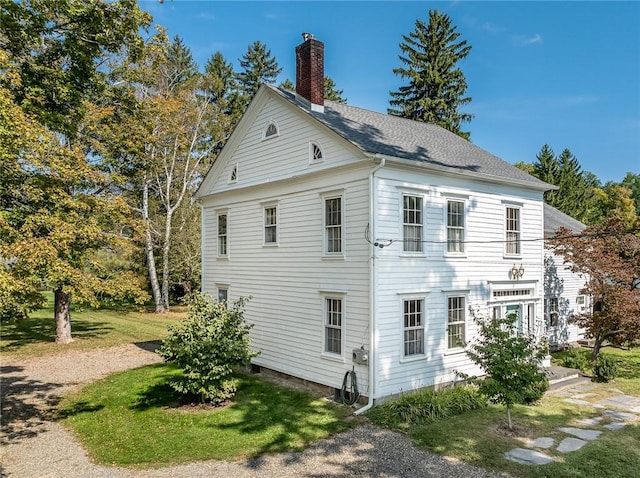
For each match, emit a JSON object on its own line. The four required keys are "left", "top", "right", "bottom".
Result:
{"left": 355, "top": 155, "right": 385, "bottom": 415}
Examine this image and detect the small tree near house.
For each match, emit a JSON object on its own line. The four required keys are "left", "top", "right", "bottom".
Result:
{"left": 458, "top": 308, "right": 549, "bottom": 430}
{"left": 159, "top": 293, "right": 258, "bottom": 405}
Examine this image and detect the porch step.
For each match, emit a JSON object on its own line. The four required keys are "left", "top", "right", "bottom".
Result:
{"left": 547, "top": 365, "right": 581, "bottom": 388}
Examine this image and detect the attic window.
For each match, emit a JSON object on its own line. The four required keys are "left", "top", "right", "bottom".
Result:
{"left": 264, "top": 121, "right": 278, "bottom": 139}
{"left": 310, "top": 142, "right": 324, "bottom": 162}
{"left": 229, "top": 164, "right": 238, "bottom": 183}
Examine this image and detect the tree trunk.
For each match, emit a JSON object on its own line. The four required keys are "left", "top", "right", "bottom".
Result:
{"left": 591, "top": 337, "right": 603, "bottom": 361}
{"left": 54, "top": 289, "right": 73, "bottom": 344}
{"left": 161, "top": 209, "right": 173, "bottom": 311}
{"left": 143, "top": 179, "right": 166, "bottom": 313}
{"left": 506, "top": 407, "right": 513, "bottom": 430}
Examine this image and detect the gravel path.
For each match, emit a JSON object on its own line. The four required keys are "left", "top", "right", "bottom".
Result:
{"left": 1, "top": 344, "right": 502, "bottom": 478}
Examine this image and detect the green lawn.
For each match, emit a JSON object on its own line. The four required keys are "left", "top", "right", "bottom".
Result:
{"left": 59, "top": 363, "right": 354, "bottom": 467}
{"left": 0, "top": 293, "right": 184, "bottom": 357}
{"left": 368, "top": 347, "right": 640, "bottom": 478}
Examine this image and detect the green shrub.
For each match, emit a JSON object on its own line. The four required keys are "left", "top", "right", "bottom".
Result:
{"left": 557, "top": 349, "right": 590, "bottom": 372}
{"left": 158, "top": 294, "right": 258, "bottom": 404}
{"left": 367, "top": 385, "right": 487, "bottom": 427}
{"left": 593, "top": 354, "right": 618, "bottom": 382}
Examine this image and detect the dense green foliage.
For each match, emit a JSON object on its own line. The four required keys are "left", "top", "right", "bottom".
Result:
{"left": 593, "top": 354, "right": 618, "bottom": 382}
{"left": 554, "top": 348, "right": 590, "bottom": 372}
{"left": 158, "top": 294, "right": 258, "bottom": 404}
{"left": 236, "top": 40, "right": 282, "bottom": 106}
{"left": 366, "top": 385, "right": 487, "bottom": 428}
{"left": 389, "top": 9, "right": 473, "bottom": 139}
{"left": 460, "top": 310, "right": 548, "bottom": 429}
{"left": 59, "top": 363, "right": 352, "bottom": 466}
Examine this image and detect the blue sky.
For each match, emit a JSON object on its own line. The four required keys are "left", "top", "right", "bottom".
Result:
{"left": 141, "top": 1, "right": 639, "bottom": 183}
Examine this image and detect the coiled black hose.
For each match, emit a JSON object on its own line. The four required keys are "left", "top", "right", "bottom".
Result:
{"left": 340, "top": 368, "right": 360, "bottom": 405}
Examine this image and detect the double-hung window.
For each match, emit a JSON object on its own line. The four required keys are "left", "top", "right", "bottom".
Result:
{"left": 324, "top": 297, "right": 343, "bottom": 355}
{"left": 546, "top": 297, "right": 559, "bottom": 327}
{"left": 447, "top": 296, "right": 466, "bottom": 350}
{"left": 264, "top": 206, "right": 277, "bottom": 244}
{"left": 446, "top": 200, "right": 465, "bottom": 253}
{"left": 505, "top": 206, "right": 521, "bottom": 255}
{"left": 403, "top": 298, "right": 424, "bottom": 356}
{"left": 403, "top": 194, "right": 423, "bottom": 252}
{"left": 217, "top": 213, "right": 228, "bottom": 256}
{"left": 325, "top": 197, "right": 342, "bottom": 254}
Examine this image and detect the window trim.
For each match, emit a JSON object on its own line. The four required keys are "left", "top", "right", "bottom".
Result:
{"left": 322, "top": 192, "right": 344, "bottom": 258}
{"left": 401, "top": 193, "right": 425, "bottom": 254}
{"left": 445, "top": 198, "right": 466, "bottom": 256}
{"left": 309, "top": 141, "right": 324, "bottom": 163}
{"left": 504, "top": 205, "right": 522, "bottom": 257}
{"left": 217, "top": 211, "right": 228, "bottom": 258}
{"left": 216, "top": 284, "right": 229, "bottom": 302}
{"left": 263, "top": 120, "right": 279, "bottom": 140}
{"left": 401, "top": 296, "right": 426, "bottom": 361}
{"left": 263, "top": 203, "right": 278, "bottom": 246}
{"left": 322, "top": 294, "right": 345, "bottom": 360}
{"left": 546, "top": 297, "right": 559, "bottom": 327}
{"left": 446, "top": 294, "right": 467, "bottom": 353}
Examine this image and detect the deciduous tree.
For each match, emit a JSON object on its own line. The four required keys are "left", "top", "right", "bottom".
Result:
{"left": 389, "top": 9, "right": 473, "bottom": 139}
{"left": 549, "top": 218, "right": 640, "bottom": 360}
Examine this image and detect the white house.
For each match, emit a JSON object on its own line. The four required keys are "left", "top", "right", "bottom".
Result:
{"left": 195, "top": 35, "right": 555, "bottom": 406}
{"left": 543, "top": 203, "right": 588, "bottom": 347}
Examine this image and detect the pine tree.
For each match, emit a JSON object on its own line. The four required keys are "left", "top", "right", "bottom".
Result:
{"left": 389, "top": 9, "right": 473, "bottom": 139}
{"left": 236, "top": 40, "right": 282, "bottom": 105}
{"left": 204, "top": 51, "right": 243, "bottom": 124}
{"left": 279, "top": 76, "right": 347, "bottom": 103}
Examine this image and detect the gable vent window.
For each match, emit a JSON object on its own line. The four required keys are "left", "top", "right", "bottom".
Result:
{"left": 311, "top": 142, "right": 323, "bottom": 162}
{"left": 229, "top": 164, "right": 238, "bottom": 183}
{"left": 264, "top": 122, "right": 278, "bottom": 139}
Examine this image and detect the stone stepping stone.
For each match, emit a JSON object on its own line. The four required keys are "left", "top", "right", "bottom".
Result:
{"left": 604, "top": 421, "right": 627, "bottom": 431}
{"left": 577, "top": 417, "right": 603, "bottom": 426}
{"left": 505, "top": 448, "right": 555, "bottom": 465}
{"left": 557, "top": 437, "right": 587, "bottom": 453}
{"left": 558, "top": 427, "right": 602, "bottom": 441}
{"left": 597, "top": 395, "right": 640, "bottom": 413}
{"left": 573, "top": 393, "right": 596, "bottom": 399}
{"left": 603, "top": 409, "right": 638, "bottom": 421}
{"left": 563, "top": 398, "right": 592, "bottom": 406}
{"left": 527, "top": 437, "right": 555, "bottom": 449}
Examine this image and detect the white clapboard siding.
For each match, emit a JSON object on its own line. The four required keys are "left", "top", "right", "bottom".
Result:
{"left": 544, "top": 250, "right": 587, "bottom": 345}
{"left": 371, "top": 168, "right": 545, "bottom": 398}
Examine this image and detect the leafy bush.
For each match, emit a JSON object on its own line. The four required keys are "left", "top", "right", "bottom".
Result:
{"left": 593, "top": 354, "right": 618, "bottom": 382}
{"left": 366, "top": 385, "right": 487, "bottom": 428}
{"left": 158, "top": 294, "right": 258, "bottom": 404}
{"left": 459, "top": 310, "right": 549, "bottom": 429}
{"left": 556, "top": 349, "right": 590, "bottom": 372}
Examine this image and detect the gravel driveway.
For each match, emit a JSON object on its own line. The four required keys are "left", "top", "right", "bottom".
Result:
{"left": 1, "top": 344, "right": 501, "bottom": 477}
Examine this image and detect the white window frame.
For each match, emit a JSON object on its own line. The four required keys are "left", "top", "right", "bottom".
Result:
{"left": 402, "top": 297, "right": 425, "bottom": 359}
{"left": 546, "top": 297, "right": 559, "bottom": 327}
{"left": 402, "top": 193, "right": 424, "bottom": 253}
{"left": 229, "top": 163, "right": 238, "bottom": 183}
{"left": 217, "top": 211, "right": 228, "bottom": 257}
{"left": 263, "top": 204, "right": 278, "bottom": 245}
{"left": 505, "top": 205, "right": 521, "bottom": 256}
{"left": 309, "top": 142, "right": 324, "bottom": 163}
{"left": 216, "top": 285, "right": 229, "bottom": 302}
{"left": 576, "top": 294, "right": 590, "bottom": 314}
{"left": 323, "top": 193, "right": 344, "bottom": 257}
{"left": 446, "top": 199, "right": 466, "bottom": 255}
{"left": 263, "top": 120, "right": 279, "bottom": 140}
{"left": 322, "top": 294, "right": 345, "bottom": 359}
{"left": 446, "top": 294, "right": 467, "bottom": 352}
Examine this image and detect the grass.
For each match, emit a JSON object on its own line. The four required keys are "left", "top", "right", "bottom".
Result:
{"left": 0, "top": 292, "right": 185, "bottom": 357}
{"left": 368, "top": 347, "right": 640, "bottom": 478}
{"left": 58, "top": 363, "right": 354, "bottom": 467}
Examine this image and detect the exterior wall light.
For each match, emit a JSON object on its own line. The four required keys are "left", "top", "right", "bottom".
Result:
{"left": 511, "top": 264, "right": 525, "bottom": 280}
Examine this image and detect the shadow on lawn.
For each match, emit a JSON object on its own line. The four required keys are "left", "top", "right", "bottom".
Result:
{"left": 0, "top": 317, "right": 112, "bottom": 352}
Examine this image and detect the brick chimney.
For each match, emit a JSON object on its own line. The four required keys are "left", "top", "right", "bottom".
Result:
{"left": 295, "top": 33, "right": 324, "bottom": 112}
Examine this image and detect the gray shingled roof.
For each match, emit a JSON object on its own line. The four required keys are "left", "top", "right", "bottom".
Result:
{"left": 544, "top": 203, "right": 586, "bottom": 237}
{"left": 268, "top": 85, "right": 552, "bottom": 189}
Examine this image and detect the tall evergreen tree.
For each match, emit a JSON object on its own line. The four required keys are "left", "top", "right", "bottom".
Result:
{"left": 279, "top": 76, "right": 347, "bottom": 103}
{"left": 389, "top": 9, "right": 473, "bottom": 139}
{"left": 236, "top": 40, "right": 282, "bottom": 106}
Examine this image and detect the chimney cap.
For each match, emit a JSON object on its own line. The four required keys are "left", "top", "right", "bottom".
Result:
{"left": 302, "top": 32, "right": 315, "bottom": 41}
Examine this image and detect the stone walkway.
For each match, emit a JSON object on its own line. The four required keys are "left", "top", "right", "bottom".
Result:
{"left": 504, "top": 379, "right": 640, "bottom": 465}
